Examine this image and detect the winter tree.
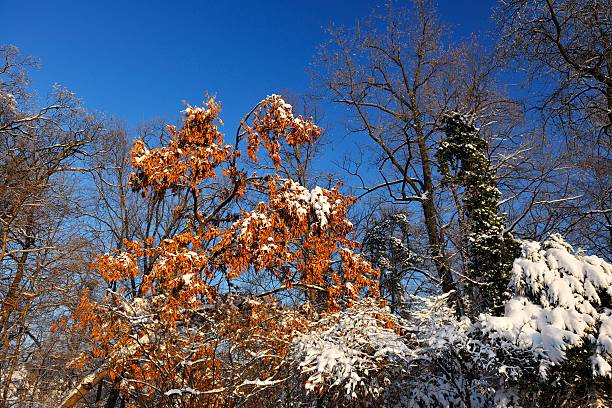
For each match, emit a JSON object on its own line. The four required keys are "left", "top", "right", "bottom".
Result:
{"left": 62, "top": 95, "right": 379, "bottom": 407}
{"left": 437, "top": 112, "right": 521, "bottom": 315}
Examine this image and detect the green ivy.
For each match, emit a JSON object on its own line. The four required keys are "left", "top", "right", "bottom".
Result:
{"left": 437, "top": 112, "right": 520, "bottom": 315}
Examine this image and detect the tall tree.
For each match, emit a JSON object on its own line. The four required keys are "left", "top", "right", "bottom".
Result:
{"left": 437, "top": 112, "right": 520, "bottom": 314}
{"left": 63, "top": 95, "right": 378, "bottom": 407}
{"left": 0, "top": 45, "right": 101, "bottom": 405}
{"left": 362, "top": 210, "right": 428, "bottom": 313}
{"left": 496, "top": 0, "right": 612, "bottom": 260}
{"left": 316, "top": 0, "right": 523, "bottom": 307}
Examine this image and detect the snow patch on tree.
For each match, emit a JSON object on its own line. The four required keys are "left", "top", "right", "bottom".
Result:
{"left": 481, "top": 234, "right": 612, "bottom": 377}
{"left": 293, "top": 298, "right": 412, "bottom": 401}
{"left": 281, "top": 179, "right": 333, "bottom": 229}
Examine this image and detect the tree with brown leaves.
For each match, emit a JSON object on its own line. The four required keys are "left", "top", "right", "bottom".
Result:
{"left": 63, "top": 95, "right": 378, "bottom": 407}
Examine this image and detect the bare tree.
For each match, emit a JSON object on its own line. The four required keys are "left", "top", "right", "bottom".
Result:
{"left": 496, "top": 0, "right": 612, "bottom": 260}
{"left": 315, "top": 1, "right": 524, "bottom": 310}
{"left": 0, "top": 45, "right": 102, "bottom": 405}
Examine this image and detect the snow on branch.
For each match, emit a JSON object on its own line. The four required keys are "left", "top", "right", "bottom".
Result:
{"left": 293, "top": 298, "right": 412, "bottom": 401}
{"left": 481, "top": 234, "right": 612, "bottom": 377}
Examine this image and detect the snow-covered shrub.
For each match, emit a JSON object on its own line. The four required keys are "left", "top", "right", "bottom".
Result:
{"left": 291, "top": 294, "right": 533, "bottom": 407}
{"left": 293, "top": 298, "right": 413, "bottom": 405}
{"left": 480, "top": 234, "right": 612, "bottom": 405}
{"left": 401, "top": 235, "right": 612, "bottom": 407}
{"left": 385, "top": 294, "right": 535, "bottom": 408}
{"left": 481, "top": 235, "right": 611, "bottom": 373}
{"left": 292, "top": 234, "right": 611, "bottom": 407}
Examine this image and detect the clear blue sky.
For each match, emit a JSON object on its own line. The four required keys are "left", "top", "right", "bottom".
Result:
{"left": 1, "top": 0, "right": 496, "bottom": 132}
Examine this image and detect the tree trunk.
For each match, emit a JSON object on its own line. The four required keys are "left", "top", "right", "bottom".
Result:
{"left": 415, "top": 126, "right": 455, "bottom": 300}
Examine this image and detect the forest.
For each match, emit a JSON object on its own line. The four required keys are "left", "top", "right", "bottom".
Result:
{"left": 0, "top": 0, "right": 611, "bottom": 406}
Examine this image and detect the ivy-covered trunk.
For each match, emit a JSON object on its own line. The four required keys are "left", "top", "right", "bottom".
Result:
{"left": 437, "top": 112, "right": 520, "bottom": 315}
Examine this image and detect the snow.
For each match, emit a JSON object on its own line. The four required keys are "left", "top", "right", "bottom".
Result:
{"left": 274, "top": 97, "right": 293, "bottom": 120}
{"left": 235, "top": 210, "right": 272, "bottom": 239}
{"left": 182, "top": 105, "right": 210, "bottom": 120}
{"left": 182, "top": 273, "right": 195, "bottom": 286}
{"left": 293, "top": 298, "right": 412, "bottom": 400}
{"left": 481, "top": 234, "right": 612, "bottom": 376}
{"left": 0, "top": 91, "right": 17, "bottom": 115}
{"left": 164, "top": 387, "right": 198, "bottom": 396}
{"left": 235, "top": 179, "right": 336, "bottom": 232}
{"left": 281, "top": 179, "right": 333, "bottom": 228}
{"left": 591, "top": 354, "right": 612, "bottom": 377}
{"left": 116, "top": 252, "right": 135, "bottom": 269}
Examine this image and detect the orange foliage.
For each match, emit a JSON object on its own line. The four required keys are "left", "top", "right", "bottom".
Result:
{"left": 129, "top": 98, "right": 233, "bottom": 194}
{"left": 70, "top": 94, "right": 379, "bottom": 406}
{"left": 245, "top": 94, "right": 321, "bottom": 168}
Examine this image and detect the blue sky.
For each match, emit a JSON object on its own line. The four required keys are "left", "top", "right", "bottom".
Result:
{"left": 1, "top": 0, "right": 496, "bottom": 133}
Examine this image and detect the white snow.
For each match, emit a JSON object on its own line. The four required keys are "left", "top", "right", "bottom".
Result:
{"left": 481, "top": 234, "right": 612, "bottom": 376}
{"left": 293, "top": 298, "right": 412, "bottom": 400}
{"left": 280, "top": 179, "right": 333, "bottom": 228}
{"left": 182, "top": 105, "right": 210, "bottom": 120}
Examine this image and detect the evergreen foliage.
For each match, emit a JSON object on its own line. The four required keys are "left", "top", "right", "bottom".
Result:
{"left": 437, "top": 112, "right": 521, "bottom": 314}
